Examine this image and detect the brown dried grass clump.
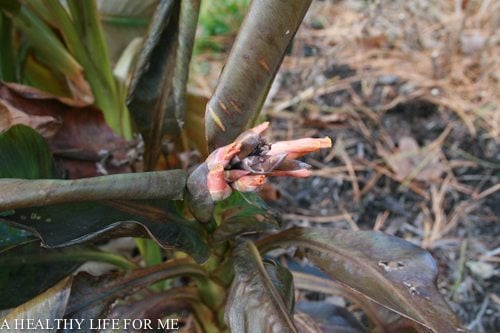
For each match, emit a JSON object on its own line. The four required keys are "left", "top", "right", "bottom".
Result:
{"left": 281, "top": 0, "right": 499, "bottom": 140}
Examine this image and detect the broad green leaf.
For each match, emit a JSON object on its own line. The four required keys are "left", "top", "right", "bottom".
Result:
{"left": 257, "top": 228, "right": 463, "bottom": 333}
{"left": 62, "top": 258, "right": 206, "bottom": 332}
{"left": 225, "top": 241, "right": 297, "bottom": 333}
{"left": 0, "top": 170, "right": 187, "bottom": 210}
{"left": 28, "top": 0, "right": 128, "bottom": 135}
{"left": 0, "top": 124, "right": 57, "bottom": 179}
{"left": 0, "top": 125, "right": 55, "bottom": 249}
{"left": 0, "top": 223, "right": 31, "bottom": 250}
{"left": 1, "top": 276, "right": 72, "bottom": 329}
{"left": 172, "top": 0, "right": 200, "bottom": 129}
{"left": 0, "top": 126, "right": 72, "bottom": 310}
{"left": 205, "top": 0, "right": 312, "bottom": 151}
{"left": 1, "top": 200, "right": 209, "bottom": 263}
{"left": 0, "top": 125, "right": 207, "bottom": 262}
{"left": 213, "top": 191, "right": 281, "bottom": 242}
{"left": 0, "top": 242, "right": 79, "bottom": 309}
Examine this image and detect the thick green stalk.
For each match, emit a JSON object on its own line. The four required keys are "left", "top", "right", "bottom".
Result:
{"left": 22, "top": 55, "right": 71, "bottom": 96}
{"left": 0, "top": 170, "right": 187, "bottom": 210}
{"left": 205, "top": 0, "right": 312, "bottom": 151}
{"left": 135, "top": 237, "right": 166, "bottom": 291}
{"left": 114, "top": 38, "right": 143, "bottom": 139}
{"left": 173, "top": 0, "right": 201, "bottom": 128}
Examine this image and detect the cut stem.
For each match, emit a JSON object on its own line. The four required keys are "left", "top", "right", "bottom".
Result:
{"left": 0, "top": 170, "right": 187, "bottom": 210}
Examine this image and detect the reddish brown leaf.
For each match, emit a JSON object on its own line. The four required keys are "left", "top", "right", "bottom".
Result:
{"left": 2, "top": 82, "right": 91, "bottom": 107}
{"left": 0, "top": 99, "right": 60, "bottom": 137}
{"left": 0, "top": 82, "right": 131, "bottom": 178}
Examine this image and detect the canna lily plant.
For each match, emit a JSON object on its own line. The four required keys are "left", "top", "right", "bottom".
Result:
{"left": 0, "top": 0, "right": 463, "bottom": 332}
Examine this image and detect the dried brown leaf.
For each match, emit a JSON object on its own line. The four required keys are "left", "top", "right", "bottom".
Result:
{"left": 0, "top": 99, "right": 60, "bottom": 137}
{"left": 378, "top": 136, "right": 446, "bottom": 182}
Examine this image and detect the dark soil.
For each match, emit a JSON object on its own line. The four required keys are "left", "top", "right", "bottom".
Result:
{"left": 266, "top": 60, "right": 499, "bottom": 332}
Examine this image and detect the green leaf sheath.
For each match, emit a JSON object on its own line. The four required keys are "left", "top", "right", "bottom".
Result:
{"left": 173, "top": 0, "right": 201, "bottom": 128}
{"left": 225, "top": 241, "right": 298, "bottom": 333}
{"left": 0, "top": 125, "right": 57, "bottom": 179}
{"left": 257, "top": 227, "right": 463, "bottom": 333}
{"left": 205, "top": 0, "right": 312, "bottom": 151}
{"left": 127, "top": 0, "right": 180, "bottom": 170}
{"left": 0, "top": 170, "right": 187, "bottom": 211}
{"left": 65, "top": 0, "right": 125, "bottom": 135}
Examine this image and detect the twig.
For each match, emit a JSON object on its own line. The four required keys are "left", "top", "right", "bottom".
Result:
{"left": 466, "top": 295, "right": 490, "bottom": 331}
{"left": 335, "top": 137, "right": 361, "bottom": 204}
{"left": 360, "top": 172, "right": 382, "bottom": 197}
{"left": 473, "top": 183, "right": 500, "bottom": 201}
{"left": 341, "top": 209, "right": 359, "bottom": 231}
{"left": 357, "top": 158, "right": 430, "bottom": 200}
{"left": 373, "top": 210, "right": 390, "bottom": 231}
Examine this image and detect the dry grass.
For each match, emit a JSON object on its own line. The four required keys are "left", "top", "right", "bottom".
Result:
{"left": 279, "top": 0, "right": 499, "bottom": 140}
{"left": 269, "top": 1, "right": 499, "bottom": 331}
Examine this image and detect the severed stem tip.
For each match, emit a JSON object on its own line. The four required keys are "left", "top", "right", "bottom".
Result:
{"left": 187, "top": 123, "right": 333, "bottom": 223}
{"left": 268, "top": 136, "right": 332, "bottom": 159}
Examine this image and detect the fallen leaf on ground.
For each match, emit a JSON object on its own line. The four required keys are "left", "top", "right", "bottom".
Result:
{"left": 378, "top": 136, "right": 447, "bottom": 182}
